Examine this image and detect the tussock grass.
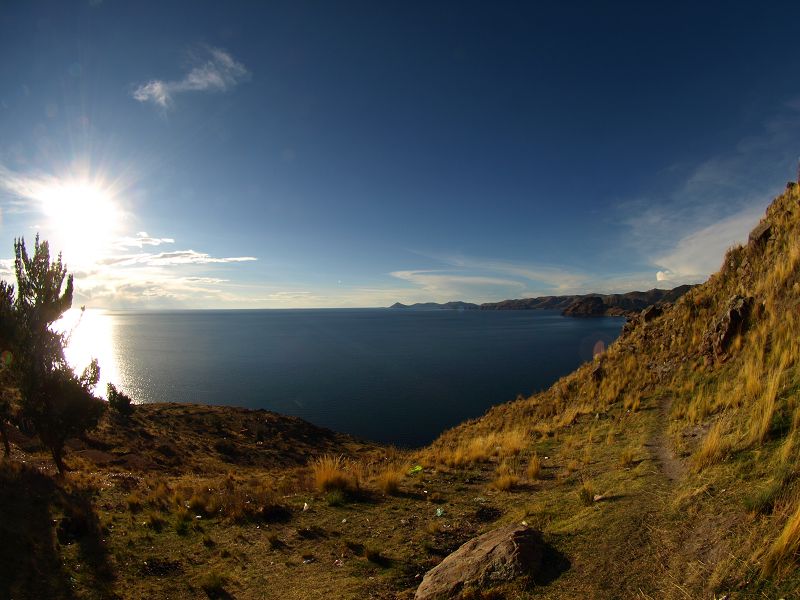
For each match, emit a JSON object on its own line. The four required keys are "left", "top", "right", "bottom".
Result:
{"left": 746, "top": 359, "right": 786, "bottom": 447}
{"left": 619, "top": 447, "right": 635, "bottom": 468}
{"left": 490, "top": 462, "right": 519, "bottom": 491}
{"left": 311, "top": 454, "right": 358, "bottom": 493}
{"left": 429, "top": 428, "right": 529, "bottom": 467}
{"left": 526, "top": 453, "right": 541, "bottom": 480}
{"left": 578, "top": 479, "right": 596, "bottom": 506}
{"left": 762, "top": 498, "right": 800, "bottom": 576}
{"left": 375, "top": 464, "right": 403, "bottom": 495}
{"left": 199, "top": 570, "right": 229, "bottom": 598}
{"left": 693, "top": 422, "right": 730, "bottom": 471}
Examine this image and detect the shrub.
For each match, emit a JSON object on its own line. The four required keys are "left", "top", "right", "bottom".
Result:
{"left": 107, "top": 383, "right": 134, "bottom": 416}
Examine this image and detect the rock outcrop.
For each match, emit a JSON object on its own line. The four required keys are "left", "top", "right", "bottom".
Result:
{"left": 701, "top": 295, "right": 754, "bottom": 361}
{"left": 414, "top": 524, "right": 544, "bottom": 600}
{"left": 748, "top": 220, "right": 772, "bottom": 245}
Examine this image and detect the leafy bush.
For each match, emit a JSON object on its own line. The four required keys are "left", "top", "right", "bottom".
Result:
{"left": 107, "top": 383, "right": 133, "bottom": 416}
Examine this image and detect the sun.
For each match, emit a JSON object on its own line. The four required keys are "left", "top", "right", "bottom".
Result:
{"left": 37, "top": 179, "right": 124, "bottom": 266}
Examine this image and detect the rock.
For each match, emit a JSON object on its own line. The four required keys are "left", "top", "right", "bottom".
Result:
{"left": 701, "top": 295, "right": 753, "bottom": 360}
{"left": 641, "top": 304, "right": 663, "bottom": 323}
{"left": 591, "top": 361, "right": 604, "bottom": 383}
{"left": 748, "top": 220, "right": 772, "bottom": 245}
{"left": 620, "top": 316, "right": 639, "bottom": 337}
{"left": 414, "top": 524, "right": 544, "bottom": 599}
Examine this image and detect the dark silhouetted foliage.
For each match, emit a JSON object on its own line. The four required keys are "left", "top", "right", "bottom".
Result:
{"left": 4, "top": 235, "right": 105, "bottom": 472}
{"left": 107, "top": 383, "right": 133, "bottom": 417}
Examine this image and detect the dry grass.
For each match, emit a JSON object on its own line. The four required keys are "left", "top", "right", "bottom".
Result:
{"left": 578, "top": 479, "right": 596, "bottom": 506}
{"left": 747, "top": 360, "right": 786, "bottom": 447}
{"left": 619, "top": 447, "right": 635, "bottom": 468}
{"left": 692, "top": 421, "right": 729, "bottom": 471}
{"left": 526, "top": 453, "right": 541, "bottom": 480}
{"left": 430, "top": 428, "right": 529, "bottom": 467}
{"left": 490, "top": 462, "right": 519, "bottom": 491}
{"left": 762, "top": 498, "right": 800, "bottom": 576}
{"left": 311, "top": 454, "right": 357, "bottom": 493}
{"left": 375, "top": 465, "right": 403, "bottom": 495}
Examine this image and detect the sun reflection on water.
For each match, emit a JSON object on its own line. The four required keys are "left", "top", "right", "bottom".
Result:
{"left": 54, "top": 308, "right": 121, "bottom": 399}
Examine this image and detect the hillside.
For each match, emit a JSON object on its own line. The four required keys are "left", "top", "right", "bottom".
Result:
{"left": 480, "top": 285, "right": 693, "bottom": 316}
{"left": 389, "top": 301, "right": 480, "bottom": 310}
{"left": 3, "top": 184, "right": 800, "bottom": 599}
{"left": 389, "top": 286, "right": 692, "bottom": 316}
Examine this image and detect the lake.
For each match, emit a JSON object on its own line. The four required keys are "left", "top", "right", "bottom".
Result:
{"left": 61, "top": 308, "right": 624, "bottom": 447}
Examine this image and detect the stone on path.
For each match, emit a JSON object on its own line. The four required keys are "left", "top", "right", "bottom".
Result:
{"left": 414, "top": 524, "right": 544, "bottom": 599}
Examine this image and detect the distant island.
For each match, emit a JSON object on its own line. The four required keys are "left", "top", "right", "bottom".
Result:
{"left": 389, "top": 301, "right": 481, "bottom": 310}
{"left": 389, "top": 285, "right": 694, "bottom": 317}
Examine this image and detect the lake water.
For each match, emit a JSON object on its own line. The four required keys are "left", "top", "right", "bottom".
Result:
{"left": 61, "top": 309, "right": 624, "bottom": 447}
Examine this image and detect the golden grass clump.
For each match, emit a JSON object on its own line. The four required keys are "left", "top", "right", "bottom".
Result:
{"left": 490, "top": 462, "right": 519, "bottom": 491}
{"left": 762, "top": 499, "right": 800, "bottom": 576}
{"left": 526, "top": 453, "right": 541, "bottom": 480}
{"left": 375, "top": 465, "right": 403, "bottom": 495}
{"left": 692, "top": 422, "right": 729, "bottom": 471}
{"left": 746, "top": 360, "right": 785, "bottom": 447}
{"left": 578, "top": 479, "right": 596, "bottom": 506}
{"left": 619, "top": 447, "right": 635, "bottom": 468}
{"left": 623, "top": 393, "right": 640, "bottom": 412}
{"left": 311, "top": 454, "right": 358, "bottom": 493}
{"left": 432, "top": 428, "right": 529, "bottom": 467}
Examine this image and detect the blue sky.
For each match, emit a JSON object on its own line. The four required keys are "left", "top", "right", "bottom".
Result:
{"left": 1, "top": 1, "right": 799, "bottom": 308}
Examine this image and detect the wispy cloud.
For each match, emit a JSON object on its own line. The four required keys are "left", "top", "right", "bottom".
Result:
{"left": 133, "top": 47, "right": 250, "bottom": 109}
{"left": 437, "top": 256, "right": 588, "bottom": 293}
{"left": 391, "top": 269, "right": 524, "bottom": 289}
{"left": 653, "top": 204, "right": 764, "bottom": 284}
{"left": 116, "top": 232, "right": 175, "bottom": 248}
{"left": 99, "top": 249, "right": 256, "bottom": 267}
{"left": 0, "top": 164, "right": 53, "bottom": 212}
{"left": 387, "top": 259, "right": 668, "bottom": 303}
{"left": 0, "top": 258, "right": 13, "bottom": 278}
{"left": 620, "top": 97, "right": 800, "bottom": 284}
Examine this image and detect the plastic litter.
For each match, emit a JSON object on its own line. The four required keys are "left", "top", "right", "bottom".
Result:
{"left": 408, "top": 465, "right": 423, "bottom": 475}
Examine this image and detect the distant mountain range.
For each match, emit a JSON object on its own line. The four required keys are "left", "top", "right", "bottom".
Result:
{"left": 389, "top": 285, "right": 694, "bottom": 317}
{"left": 389, "top": 301, "right": 480, "bottom": 310}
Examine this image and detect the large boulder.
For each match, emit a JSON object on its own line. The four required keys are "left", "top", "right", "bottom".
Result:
{"left": 415, "top": 524, "right": 544, "bottom": 600}
{"left": 641, "top": 304, "right": 663, "bottom": 323}
{"left": 701, "top": 295, "right": 753, "bottom": 360}
{"left": 748, "top": 220, "right": 772, "bottom": 245}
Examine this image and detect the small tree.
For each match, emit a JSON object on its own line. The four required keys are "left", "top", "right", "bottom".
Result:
{"left": 7, "top": 235, "right": 105, "bottom": 473}
{"left": 107, "top": 383, "right": 133, "bottom": 417}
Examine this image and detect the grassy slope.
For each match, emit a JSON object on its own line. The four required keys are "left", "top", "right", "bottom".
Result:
{"left": 3, "top": 185, "right": 800, "bottom": 598}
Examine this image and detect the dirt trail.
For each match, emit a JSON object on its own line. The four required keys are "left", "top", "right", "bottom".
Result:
{"left": 647, "top": 396, "right": 685, "bottom": 482}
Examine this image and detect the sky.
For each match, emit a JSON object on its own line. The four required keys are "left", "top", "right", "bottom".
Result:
{"left": 1, "top": 1, "right": 799, "bottom": 309}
